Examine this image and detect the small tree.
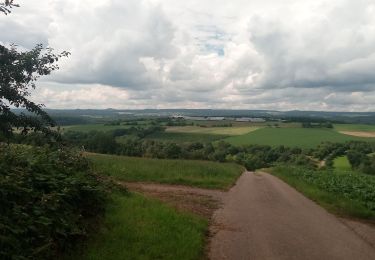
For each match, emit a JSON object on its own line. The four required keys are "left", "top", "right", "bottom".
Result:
{"left": 0, "top": 1, "right": 69, "bottom": 139}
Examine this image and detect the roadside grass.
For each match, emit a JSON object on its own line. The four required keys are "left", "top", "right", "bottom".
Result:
{"left": 70, "top": 192, "right": 207, "bottom": 260}
{"left": 166, "top": 126, "right": 260, "bottom": 135}
{"left": 333, "top": 156, "right": 351, "bottom": 172}
{"left": 333, "top": 124, "right": 375, "bottom": 132}
{"left": 88, "top": 153, "right": 244, "bottom": 189}
{"left": 224, "top": 128, "right": 375, "bottom": 148}
{"left": 144, "top": 131, "right": 228, "bottom": 143}
{"left": 269, "top": 166, "right": 375, "bottom": 219}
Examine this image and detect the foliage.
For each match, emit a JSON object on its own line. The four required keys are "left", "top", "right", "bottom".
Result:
{"left": 0, "top": 145, "right": 106, "bottom": 259}
{"left": 0, "top": 44, "right": 69, "bottom": 138}
{"left": 0, "top": 0, "right": 19, "bottom": 15}
{"left": 142, "top": 131, "right": 227, "bottom": 143}
{"left": 61, "top": 129, "right": 317, "bottom": 171}
{"left": 302, "top": 122, "right": 333, "bottom": 128}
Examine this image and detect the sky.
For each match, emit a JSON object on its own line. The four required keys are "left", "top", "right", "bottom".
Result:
{"left": 1, "top": 0, "right": 375, "bottom": 111}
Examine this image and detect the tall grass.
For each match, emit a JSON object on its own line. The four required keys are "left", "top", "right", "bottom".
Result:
{"left": 71, "top": 192, "right": 207, "bottom": 260}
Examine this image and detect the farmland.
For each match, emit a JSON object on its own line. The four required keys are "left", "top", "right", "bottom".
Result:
{"left": 224, "top": 127, "right": 375, "bottom": 148}
{"left": 88, "top": 153, "right": 244, "bottom": 189}
{"left": 63, "top": 124, "right": 134, "bottom": 132}
{"left": 334, "top": 124, "right": 375, "bottom": 132}
{"left": 165, "top": 125, "right": 260, "bottom": 135}
{"left": 270, "top": 166, "right": 375, "bottom": 219}
{"left": 62, "top": 122, "right": 375, "bottom": 149}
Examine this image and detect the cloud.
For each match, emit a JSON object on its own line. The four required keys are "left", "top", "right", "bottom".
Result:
{"left": 44, "top": 0, "right": 177, "bottom": 89}
{"left": 1, "top": 0, "right": 375, "bottom": 110}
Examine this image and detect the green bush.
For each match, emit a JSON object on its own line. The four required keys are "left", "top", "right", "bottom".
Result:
{"left": 0, "top": 144, "right": 106, "bottom": 259}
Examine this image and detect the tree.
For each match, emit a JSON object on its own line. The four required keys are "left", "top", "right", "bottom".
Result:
{"left": 0, "top": 1, "right": 70, "bottom": 139}
{"left": 0, "top": 0, "right": 19, "bottom": 15}
{"left": 347, "top": 150, "right": 364, "bottom": 169}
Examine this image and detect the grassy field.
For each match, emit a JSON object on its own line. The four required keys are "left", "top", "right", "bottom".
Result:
{"left": 88, "top": 153, "right": 244, "bottom": 189}
{"left": 225, "top": 128, "right": 375, "bottom": 148}
{"left": 144, "top": 131, "right": 227, "bottom": 143}
{"left": 71, "top": 192, "right": 207, "bottom": 260}
{"left": 333, "top": 156, "right": 351, "bottom": 172}
{"left": 334, "top": 124, "right": 375, "bottom": 132}
{"left": 63, "top": 124, "right": 135, "bottom": 132}
{"left": 166, "top": 126, "right": 259, "bottom": 135}
{"left": 270, "top": 166, "right": 375, "bottom": 219}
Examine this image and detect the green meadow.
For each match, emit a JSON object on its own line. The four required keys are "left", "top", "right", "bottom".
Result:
{"left": 71, "top": 192, "right": 207, "bottom": 260}
{"left": 224, "top": 128, "right": 375, "bottom": 148}
{"left": 333, "top": 124, "right": 375, "bottom": 132}
{"left": 333, "top": 156, "right": 351, "bottom": 172}
{"left": 63, "top": 124, "right": 134, "bottom": 132}
{"left": 88, "top": 153, "right": 244, "bottom": 189}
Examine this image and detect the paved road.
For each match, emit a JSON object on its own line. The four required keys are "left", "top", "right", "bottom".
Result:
{"left": 209, "top": 172, "right": 375, "bottom": 260}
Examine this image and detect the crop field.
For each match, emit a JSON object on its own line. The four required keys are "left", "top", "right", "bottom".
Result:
{"left": 333, "top": 156, "right": 351, "bottom": 172}
{"left": 166, "top": 126, "right": 260, "bottom": 135}
{"left": 224, "top": 128, "right": 375, "bottom": 148}
{"left": 271, "top": 166, "right": 375, "bottom": 218}
{"left": 88, "top": 153, "right": 244, "bottom": 189}
{"left": 144, "top": 132, "right": 227, "bottom": 143}
{"left": 334, "top": 124, "right": 375, "bottom": 132}
{"left": 74, "top": 192, "right": 207, "bottom": 260}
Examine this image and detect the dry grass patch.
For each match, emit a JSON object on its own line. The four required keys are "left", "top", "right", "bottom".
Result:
{"left": 339, "top": 131, "right": 375, "bottom": 138}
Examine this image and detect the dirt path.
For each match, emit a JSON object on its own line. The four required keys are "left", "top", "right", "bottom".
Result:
{"left": 123, "top": 182, "right": 225, "bottom": 200}
{"left": 209, "top": 172, "right": 375, "bottom": 260}
{"left": 120, "top": 182, "right": 225, "bottom": 218}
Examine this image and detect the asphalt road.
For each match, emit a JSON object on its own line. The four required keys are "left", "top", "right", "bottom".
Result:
{"left": 209, "top": 172, "right": 375, "bottom": 260}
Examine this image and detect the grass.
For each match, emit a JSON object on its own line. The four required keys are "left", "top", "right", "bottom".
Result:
{"left": 71, "top": 192, "right": 207, "bottom": 260}
{"left": 166, "top": 126, "right": 259, "bottom": 135}
{"left": 333, "top": 156, "right": 351, "bottom": 172}
{"left": 88, "top": 153, "right": 244, "bottom": 189}
{"left": 63, "top": 124, "right": 135, "bottom": 132}
{"left": 269, "top": 166, "right": 375, "bottom": 219}
{"left": 334, "top": 124, "right": 375, "bottom": 132}
{"left": 224, "top": 128, "right": 375, "bottom": 148}
{"left": 144, "top": 131, "right": 228, "bottom": 143}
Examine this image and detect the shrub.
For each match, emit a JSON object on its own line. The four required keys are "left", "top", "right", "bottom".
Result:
{"left": 0, "top": 144, "right": 106, "bottom": 259}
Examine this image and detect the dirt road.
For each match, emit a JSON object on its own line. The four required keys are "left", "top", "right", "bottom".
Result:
{"left": 209, "top": 172, "right": 375, "bottom": 260}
